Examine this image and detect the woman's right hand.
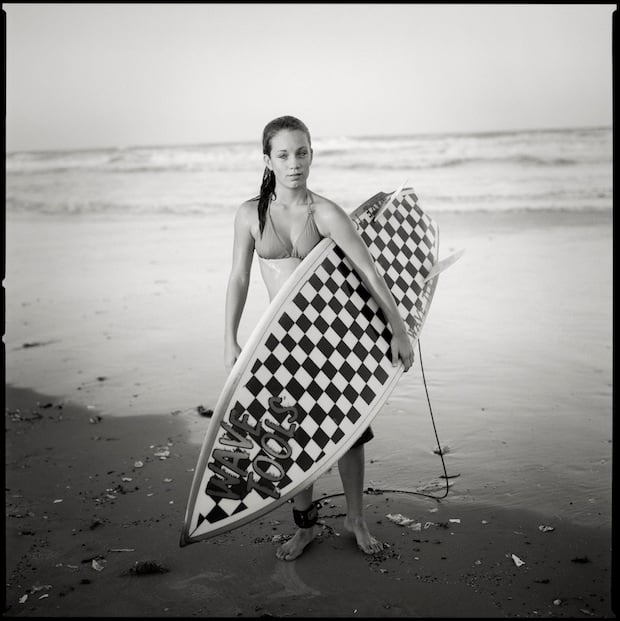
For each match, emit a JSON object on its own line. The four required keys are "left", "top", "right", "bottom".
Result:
{"left": 224, "top": 340, "right": 242, "bottom": 372}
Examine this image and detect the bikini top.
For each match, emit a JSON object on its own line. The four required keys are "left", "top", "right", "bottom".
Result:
{"left": 254, "top": 195, "right": 323, "bottom": 260}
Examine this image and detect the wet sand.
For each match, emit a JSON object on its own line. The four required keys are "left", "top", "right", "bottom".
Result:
{"left": 4, "top": 208, "right": 614, "bottom": 616}
{"left": 4, "top": 385, "right": 614, "bottom": 617}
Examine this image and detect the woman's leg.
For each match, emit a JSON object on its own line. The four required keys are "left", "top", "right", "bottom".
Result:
{"left": 337, "top": 444, "right": 383, "bottom": 554}
{"left": 275, "top": 485, "right": 317, "bottom": 561}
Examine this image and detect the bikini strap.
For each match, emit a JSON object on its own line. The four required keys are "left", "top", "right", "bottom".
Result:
{"left": 266, "top": 202, "right": 289, "bottom": 253}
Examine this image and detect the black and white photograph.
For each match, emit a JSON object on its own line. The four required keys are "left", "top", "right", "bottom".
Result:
{"left": 4, "top": 3, "right": 614, "bottom": 617}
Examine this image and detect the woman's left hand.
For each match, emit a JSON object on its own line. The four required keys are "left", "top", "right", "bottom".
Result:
{"left": 390, "top": 329, "right": 415, "bottom": 371}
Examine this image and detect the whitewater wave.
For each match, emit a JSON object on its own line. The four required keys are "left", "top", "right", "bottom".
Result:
{"left": 6, "top": 126, "right": 612, "bottom": 216}
{"left": 320, "top": 154, "right": 607, "bottom": 171}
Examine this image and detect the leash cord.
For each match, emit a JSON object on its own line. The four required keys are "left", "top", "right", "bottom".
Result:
{"left": 317, "top": 338, "right": 451, "bottom": 505}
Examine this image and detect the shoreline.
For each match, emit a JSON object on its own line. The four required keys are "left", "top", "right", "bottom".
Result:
{"left": 5, "top": 384, "right": 614, "bottom": 618}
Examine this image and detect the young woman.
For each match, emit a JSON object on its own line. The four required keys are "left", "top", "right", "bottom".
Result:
{"left": 224, "top": 116, "right": 414, "bottom": 561}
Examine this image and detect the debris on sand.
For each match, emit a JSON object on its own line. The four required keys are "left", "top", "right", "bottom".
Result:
{"left": 6, "top": 409, "right": 43, "bottom": 422}
{"left": 19, "top": 584, "right": 52, "bottom": 604}
{"left": 386, "top": 513, "right": 422, "bottom": 531}
{"left": 153, "top": 447, "right": 170, "bottom": 459}
{"left": 91, "top": 558, "right": 106, "bottom": 572}
{"left": 126, "top": 560, "right": 170, "bottom": 576}
{"left": 21, "top": 340, "right": 55, "bottom": 349}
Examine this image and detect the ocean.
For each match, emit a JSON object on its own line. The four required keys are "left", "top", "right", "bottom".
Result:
{"left": 6, "top": 126, "right": 612, "bottom": 218}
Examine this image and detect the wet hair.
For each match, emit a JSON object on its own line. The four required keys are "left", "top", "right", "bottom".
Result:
{"left": 257, "top": 116, "right": 312, "bottom": 235}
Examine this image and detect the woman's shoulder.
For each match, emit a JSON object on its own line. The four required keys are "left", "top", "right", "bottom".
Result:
{"left": 237, "top": 197, "right": 259, "bottom": 218}
{"left": 309, "top": 191, "right": 348, "bottom": 221}
{"left": 308, "top": 191, "right": 351, "bottom": 237}
{"left": 234, "top": 198, "right": 260, "bottom": 233}
{"left": 309, "top": 191, "right": 344, "bottom": 214}
{"left": 240, "top": 195, "right": 259, "bottom": 208}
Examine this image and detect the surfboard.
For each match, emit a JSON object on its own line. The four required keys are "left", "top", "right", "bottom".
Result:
{"left": 180, "top": 187, "right": 451, "bottom": 546}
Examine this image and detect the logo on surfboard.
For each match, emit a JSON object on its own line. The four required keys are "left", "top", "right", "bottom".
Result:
{"left": 207, "top": 396, "right": 299, "bottom": 502}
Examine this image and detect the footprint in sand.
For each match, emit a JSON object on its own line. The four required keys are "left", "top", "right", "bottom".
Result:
{"left": 265, "top": 562, "right": 321, "bottom": 601}
{"left": 169, "top": 570, "right": 231, "bottom": 599}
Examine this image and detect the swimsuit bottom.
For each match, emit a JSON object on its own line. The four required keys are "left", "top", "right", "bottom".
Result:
{"left": 351, "top": 425, "right": 374, "bottom": 448}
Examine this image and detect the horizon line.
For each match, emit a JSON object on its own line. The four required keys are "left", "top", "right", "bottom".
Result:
{"left": 6, "top": 123, "right": 612, "bottom": 156}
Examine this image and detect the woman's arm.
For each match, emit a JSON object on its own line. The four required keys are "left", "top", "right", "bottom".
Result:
{"left": 314, "top": 200, "right": 415, "bottom": 371}
{"left": 224, "top": 202, "right": 256, "bottom": 371}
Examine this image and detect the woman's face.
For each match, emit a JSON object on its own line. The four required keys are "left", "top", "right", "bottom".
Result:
{"left": 264, "top": 129, "right": 313, "bottom": 191}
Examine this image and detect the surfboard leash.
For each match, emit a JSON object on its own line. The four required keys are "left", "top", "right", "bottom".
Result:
{"left": 318, "top": 338, "right": 452, "bottom": 506}
{"left": 414, "top": 337, "right": 452, "bottom": 500}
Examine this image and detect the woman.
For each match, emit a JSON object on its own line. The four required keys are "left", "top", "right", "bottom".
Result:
{"left": 224, "top": 116, "right": 414, "bottom": 561}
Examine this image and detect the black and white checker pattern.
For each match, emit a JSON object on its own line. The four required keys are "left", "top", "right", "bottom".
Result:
{"left": 192, "top": 189, "right": 438, "bottom": 536}
{"left": 353, "top": 191, "right": 438, "bottom": 341}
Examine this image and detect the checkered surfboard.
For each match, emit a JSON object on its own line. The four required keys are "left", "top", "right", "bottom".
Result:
{"left": 180, "top": 188, "right": 440, "bottom": 545}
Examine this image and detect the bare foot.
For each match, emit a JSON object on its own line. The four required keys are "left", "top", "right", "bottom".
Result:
{"left": 343, "top": 516, "right": 383, "bottom": 554}
{"left": 276, "top": 527, "right": 315, "bottom": 561}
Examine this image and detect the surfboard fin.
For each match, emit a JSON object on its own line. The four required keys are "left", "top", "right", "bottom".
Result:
{"left": 424, "top": 248, "right": 465, "bottom": 282}
{"left": 373, "top": 180, "right": 409, "bottom": 221}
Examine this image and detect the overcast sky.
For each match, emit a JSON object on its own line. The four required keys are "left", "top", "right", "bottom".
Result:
{"left": 4, "top": 3, "right": 615, "bottom": 152}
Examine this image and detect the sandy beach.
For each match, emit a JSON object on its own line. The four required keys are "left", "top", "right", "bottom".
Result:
{"left": 4, "top": 208, "right": 614, "bottom": 617}
{"left": 4, "top": 383, "right": 614, "bottom": 618}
